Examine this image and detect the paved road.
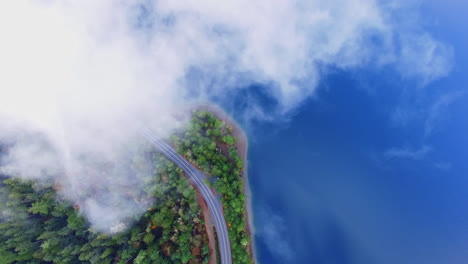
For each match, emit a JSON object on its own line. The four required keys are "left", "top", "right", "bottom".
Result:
{"left": 140, "top": 127, "right": 232, "bottom": 264}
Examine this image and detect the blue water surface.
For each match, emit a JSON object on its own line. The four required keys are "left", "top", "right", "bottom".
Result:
{"left": 226, "top": 2, "right": 468, "bottom": 264}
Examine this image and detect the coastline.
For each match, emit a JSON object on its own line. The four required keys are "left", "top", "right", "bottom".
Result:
{"left": 194, "top": 103, "right": 257, "bottom": 263}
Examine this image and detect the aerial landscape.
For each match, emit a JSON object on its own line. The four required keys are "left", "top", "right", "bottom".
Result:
{"left": 0, "top": 1, "right": 467, "bottom": 264}
{"left": 1, "top": 108, "right": 252, "bottom": 264}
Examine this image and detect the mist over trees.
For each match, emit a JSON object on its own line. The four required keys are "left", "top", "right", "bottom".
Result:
{"left": 0, "top": 149, "right": 210, "bottom": 264}
{"left": 0, "top": 110, "right": 252, "bottom": 264}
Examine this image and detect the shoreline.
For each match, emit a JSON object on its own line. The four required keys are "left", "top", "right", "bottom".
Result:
{"left": 194, "top": 103, "right": 257, "bottom": 263}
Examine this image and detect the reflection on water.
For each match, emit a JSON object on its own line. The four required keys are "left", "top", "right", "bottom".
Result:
{"left": 233, "top": 69, "right": 468, "bottom": 264}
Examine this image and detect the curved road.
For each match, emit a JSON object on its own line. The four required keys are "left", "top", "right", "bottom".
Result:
{"left": 140, "top": 127, "right": 232, "bottom": 264}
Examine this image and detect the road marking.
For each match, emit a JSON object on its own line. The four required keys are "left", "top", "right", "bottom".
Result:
{"left": 140, "top": 129, "right": 230, "bottom": 264}
{"left": 155, "top": 141, "right": 230, "bottom": 264}
{"left": 155, "top": 140, "right": 229, "bottom": 264}
{"left": 147, "top": 135, "right": 231, "bottom": 264}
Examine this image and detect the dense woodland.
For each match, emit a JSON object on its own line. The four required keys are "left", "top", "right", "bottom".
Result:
{"left": 171, "top": 110, "right": 252, "bottom": 264}
{"left": 0, "top": 151, "right": 209, "bottom": 263}
{"left": 0, "top": 110, "right": 252, "bottom": 264}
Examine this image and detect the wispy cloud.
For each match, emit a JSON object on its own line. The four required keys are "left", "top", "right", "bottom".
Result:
{"left": 397, "top": 33, "right": 454, "bottom": 85}
{"left": 384, "top": 145, "right": 432, "bottom": 160}
{"left": 434, "top": 162, "right": 452, "bottom": 171}
{"left": 387, "top": 90, "right": 464, "bottom": 165}
{"left": 259, "top": 209, "right": 294, "bottom": 262}
{"left": 391, "top": 105, "right": 421, "bottom": 128}
{"left": 424, "top": 90, "right": 465, "bottom": 138}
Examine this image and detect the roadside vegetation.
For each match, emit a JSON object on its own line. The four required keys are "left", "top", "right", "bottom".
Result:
{"left": 0, "top": 109, "right": 252, "bottom": 264}
{"left": 170, "top": 110, "right": 253, "bottom": 264}
{"left": 0, "top": 149, "right": 210, "bottom": 264}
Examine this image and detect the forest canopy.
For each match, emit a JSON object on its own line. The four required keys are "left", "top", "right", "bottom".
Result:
{"left": 0, "top": 110, "right": 252, "bottom": 264}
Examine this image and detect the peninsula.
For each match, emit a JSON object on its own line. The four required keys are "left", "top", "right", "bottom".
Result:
{"left": 170, "top": 105, "right": 255, "bottom": 264}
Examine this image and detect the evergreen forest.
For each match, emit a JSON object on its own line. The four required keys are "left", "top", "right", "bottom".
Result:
{"left": 0, "top": 110, "right": 252, "bottom": 264}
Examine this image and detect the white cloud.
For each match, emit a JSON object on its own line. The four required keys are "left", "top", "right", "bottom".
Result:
{"left": 397, "top": 33, "right": 454, "bottom": 85}
{"left": 0, "top": 0, "right": 453, "bottom": 231}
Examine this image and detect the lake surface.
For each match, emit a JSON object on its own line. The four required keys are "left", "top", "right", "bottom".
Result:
{"left": 243, "top": 71, "right": 468, "bottom": 264}
{"left": 213, "top": 2, "right": 468, "bottom": 264}
{"left": 228, "top": 5, "right": 468, "bottom": 261}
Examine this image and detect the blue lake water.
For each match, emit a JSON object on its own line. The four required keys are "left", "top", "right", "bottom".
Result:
{"left": 244, "top": 73, "right": 468, "bottom": 264}
{"left": 224, "top": 3, "right": 468, "bottom": 263}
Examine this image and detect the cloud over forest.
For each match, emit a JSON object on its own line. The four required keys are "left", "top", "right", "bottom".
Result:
{"left": 0, "top": 0, "right": 453, "bottom": 231}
